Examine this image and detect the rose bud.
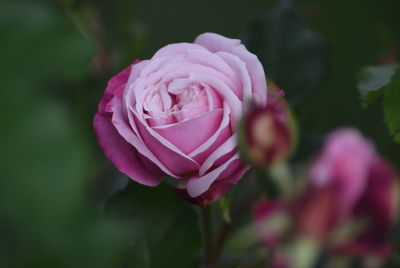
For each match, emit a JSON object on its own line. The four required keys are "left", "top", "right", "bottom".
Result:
{"left": 294, "top": 129, "right": 399, "bottom": 258}
{"left": 239, "top": 85, "right": 296, "bottom": 168}
{"left": 94, "top": 33, "right": 268, "bottom": 206}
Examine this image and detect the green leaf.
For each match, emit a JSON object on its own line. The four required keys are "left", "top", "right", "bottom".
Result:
{"left": 243, "top": 0, "right": 326, "bottom": 105}
{"left": 357, "top": 64, "right": 398, "bottom": 107}
{"left": 383, "top": 67, "right": 400, "bottom": 143}
{"left": 105, "top": 183, "right": 202, "bottom": 268}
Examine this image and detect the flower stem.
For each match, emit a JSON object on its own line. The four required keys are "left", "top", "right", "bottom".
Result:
{"left": 201, "top": 205, "right": 214, "bottom": 267}
{"left": 212, "top": 220, "right": 231, "bottom": 265}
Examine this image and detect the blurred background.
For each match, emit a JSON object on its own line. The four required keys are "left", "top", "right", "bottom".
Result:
{"left": 1, "top": 0, "right": 400, "bottom": 267}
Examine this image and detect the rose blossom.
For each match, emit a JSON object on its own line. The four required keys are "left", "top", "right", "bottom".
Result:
{"left": 94, "top": 33, "right": 267, "bottom": 206}
{"left": 294, "top": 129, "right": 398, "bottom": 257}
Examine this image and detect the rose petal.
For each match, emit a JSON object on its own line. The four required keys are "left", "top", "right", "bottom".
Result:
{"left": 133, "top": 110, "right": 200, "bottom": 175}
{"left": 364, "top": 158, "right": 397, "bottom": 228}
{"left": 186, "top": 154, "right": 240, "bottom": 197}
{"left": 188, "top": 73, "right": 242, "bottom": 127}
{"left": 94, "top": 113, "right": 163, "bottom": 186}
{"left": 109, "top": 97, "right": 178, "bottom": 177}
{"left": 152, "top": 43, "right": 208, "bottom": 59}
{"left": 152, "top": 109, "right": 223, "bottom": 155}
{"left": 199, "top": 134, "right": 237, "bottom": 175}
{"left": 99, "top": 65, "right": 133, "bottom": 113}
{"left": 194, "top": 163, "right": 249, "bottom": 206}
{"left": 189, "top": 102, "right": 232, "bottom": 161}
{"left": 217, "top": 51, "right": 252, "bottom": 102}
{"left": 195, "top": 32, "right": 267, "bottom": 104}
{"left": 184, "top": 49, "right": 241, "bottom": 97}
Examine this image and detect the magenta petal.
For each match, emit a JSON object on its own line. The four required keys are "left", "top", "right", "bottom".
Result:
{"left": 364, "top": 158, "right": 398, "bottom": 226}
{"left": 99, "top": 65, "right": 133, "bottom": 113}
{"left": 153, "top": 109, "right": 223, "bottom": 154}
{"left": 94, "top": 113, "right": 163, "bottom": 186}
{"left": 333, "top": 157, "right": 397, "bottom": 258}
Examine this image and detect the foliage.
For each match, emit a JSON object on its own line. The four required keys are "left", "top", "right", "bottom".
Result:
{"left": 357, "top": 64, "right": 400, "bottom": 143}
{"left": 1, "top": 0, "right": 400, "bottom": 267}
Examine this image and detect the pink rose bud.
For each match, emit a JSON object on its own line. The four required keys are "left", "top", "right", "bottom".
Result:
{"left": 295, "top": 129, "right": 399, "bottom": 257}
{"left": 94, "top": 33, "right": 268, "bottom": 206}
{"left": 240, "top": 85, "right": 296, "bottom": 168}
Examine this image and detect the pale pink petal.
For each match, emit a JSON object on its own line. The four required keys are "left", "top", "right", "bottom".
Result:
{"left": 193, "top": 164, "right": 249, "bottom": 206}
{"left": 188, "top": 74, "right": 242, "bottom": 126}
{"left": 133, "top": 111, "right": 200, "bottom": 175}
{"left": 124, "top": 60, "right": 150, "bottom": 94}
{"left": 217, "top": 51, "right": 252, "bottom": 102}
{"left": 152, "top": 43, "right": 208, "bottom": 59}
{"left": 189, "top": 102, "right": 232, "bottom": 161}
{"left": 153, "top": 109, "right": 223, "bottom": 154}
{"left": 184, "top": 49, "right": 241, "bottom": 97}
{"left": 187, "top": 154, "right": 240, "bottom": 198}
{"left": 199, "top": 135, "right": 237, "bottom": 175}
{"left": 195, "top": 32, "right": 267, "bottom": 104}
{"left": 205, "top": 85, "right": 223, "bottom": 110}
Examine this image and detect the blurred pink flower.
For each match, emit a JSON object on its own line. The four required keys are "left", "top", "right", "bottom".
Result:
{"left": 295, "top": 129, "right": 398, "bottom": 257}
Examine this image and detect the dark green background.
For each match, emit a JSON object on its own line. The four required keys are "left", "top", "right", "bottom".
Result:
{"left": 0, "top": 0, "right": 399, "bottom": 267}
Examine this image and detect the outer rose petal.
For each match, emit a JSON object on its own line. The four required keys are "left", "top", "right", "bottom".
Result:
{"left": 94, "top": 63, "right": 164, "bottom": 186}
{"left": 109, "top": 96, "right": 178, "bottom": 178}
{"left": 99, "top": 65, "right": 133, "bottom": 113}
{"left": 186, "top": 154, "right": 240, "bottom": 197}
{"left": 152, "top": 43, "right": 208, "bottom": 58}
{"left": 195, "top": 32, "right": 267, "bottom": 104}
{"left": 94, "top": 114, "right": 164, "bottom": 186}
{"left": 177, "top": 164, "right": 249, "bottom": 207}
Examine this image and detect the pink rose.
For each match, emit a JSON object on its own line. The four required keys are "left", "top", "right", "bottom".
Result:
{"left": 94, "top": 33, "right": 267, "bottom": 206}
{"left": 295, "top": 129, "right": 398, "bottom": 257}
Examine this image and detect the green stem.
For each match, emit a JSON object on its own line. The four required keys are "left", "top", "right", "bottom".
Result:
{"left": 201, "top": 206, "right": 214, "bottom": 267}
{"left": 212, "top": 220, "right": 231, "bottom": 266}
